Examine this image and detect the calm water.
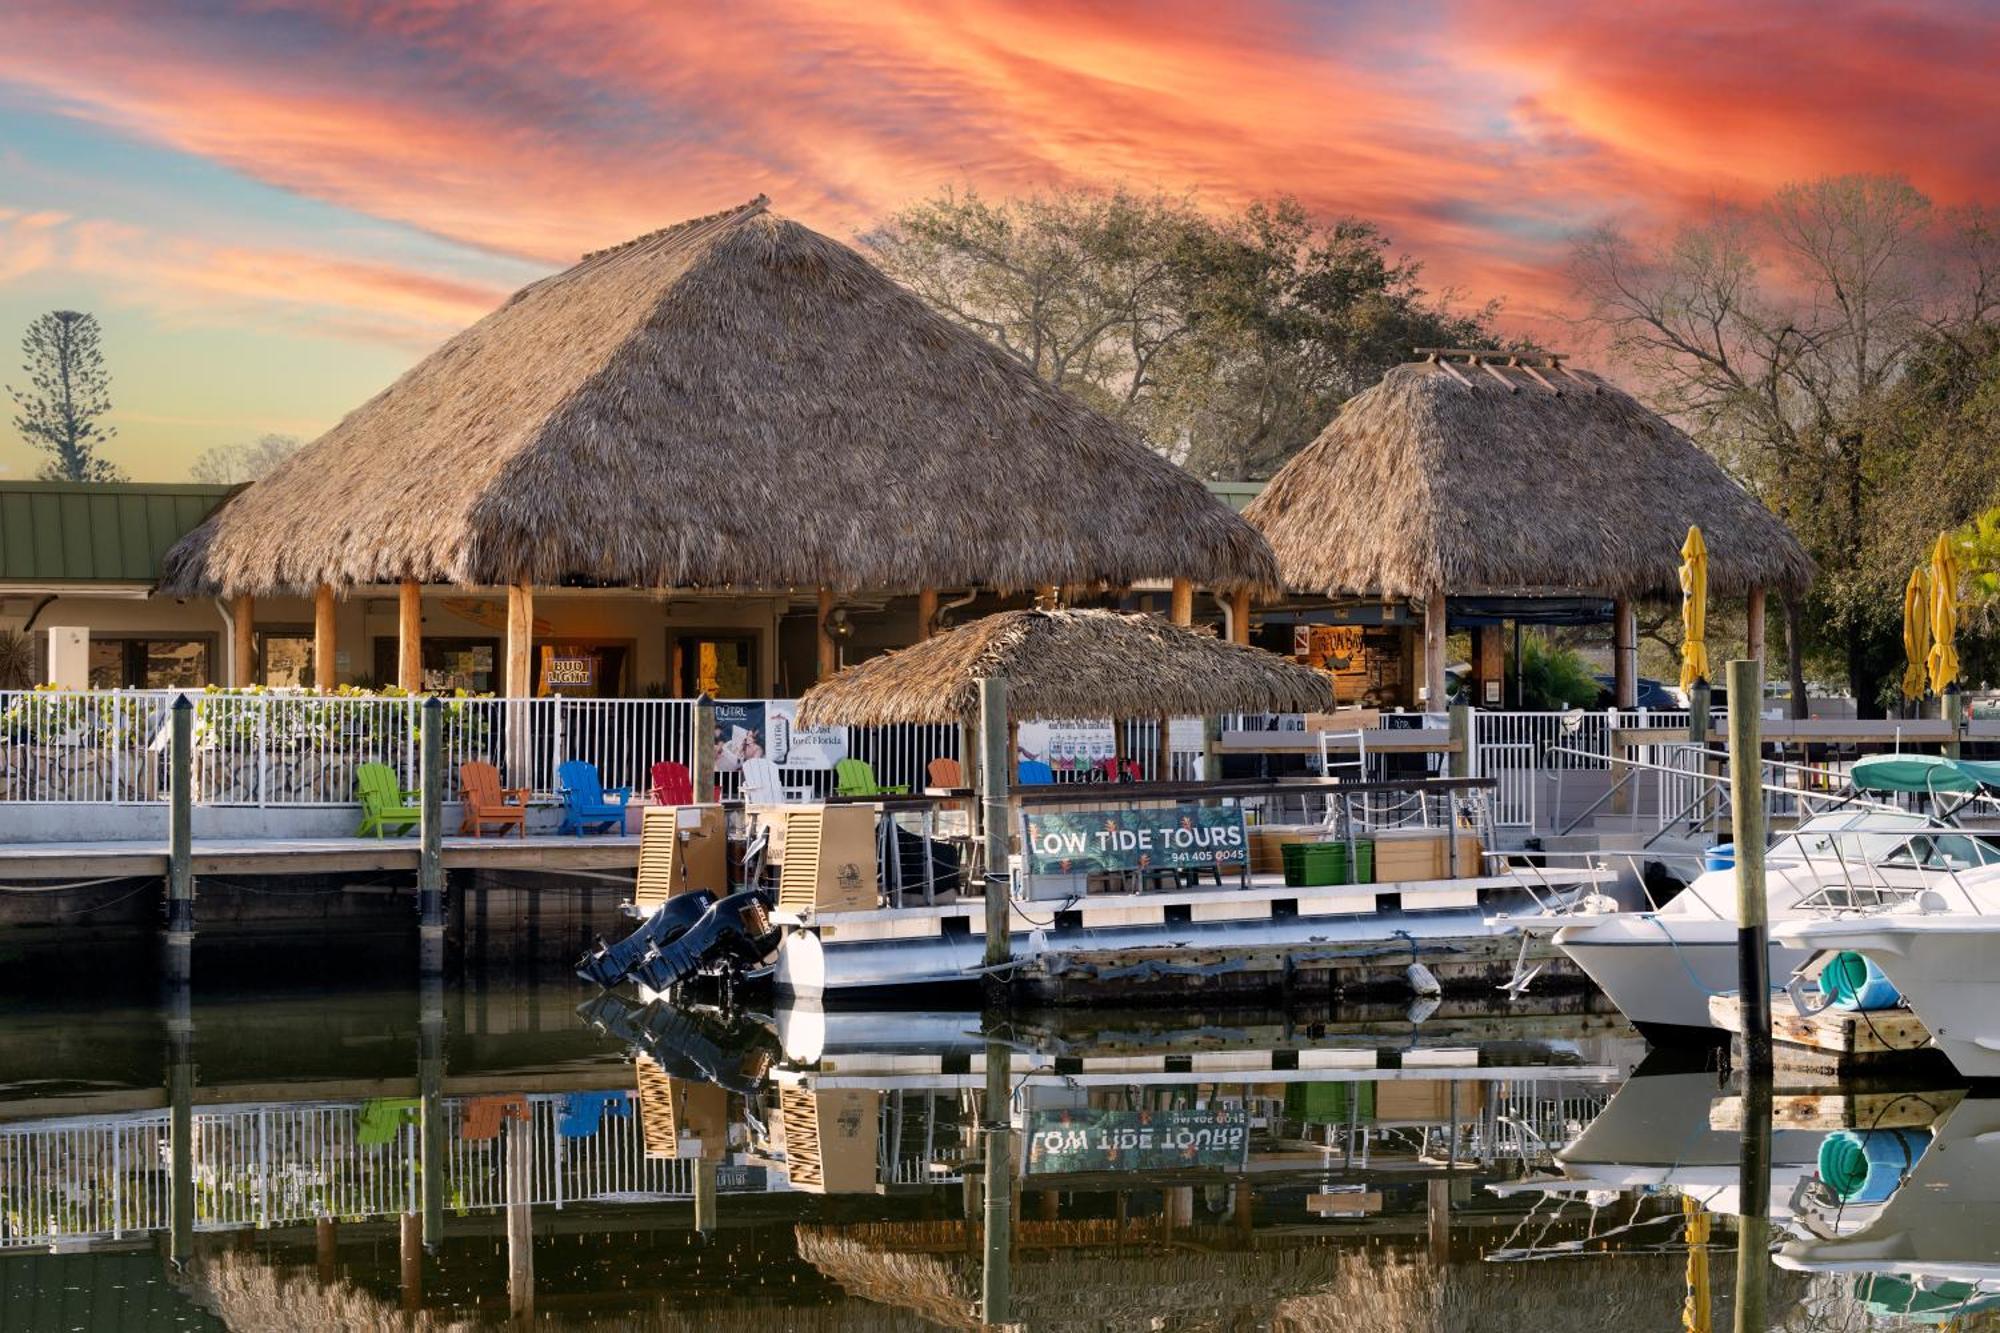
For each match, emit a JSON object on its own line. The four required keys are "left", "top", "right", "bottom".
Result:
{"left": 0, "top": 954, "right": 1987, "bottom": 1331}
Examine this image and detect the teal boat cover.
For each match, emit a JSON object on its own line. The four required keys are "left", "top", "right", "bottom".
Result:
{"left": 1848, "top": 753, "right": 2000, "bottom": 795}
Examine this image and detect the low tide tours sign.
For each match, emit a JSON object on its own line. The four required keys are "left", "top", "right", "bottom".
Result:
{"left": 1023, "top": 802, "right": 1248, "bottom": 875}
{"left": 1026, "top": 1107, "right": 1250, "bottom": 1174}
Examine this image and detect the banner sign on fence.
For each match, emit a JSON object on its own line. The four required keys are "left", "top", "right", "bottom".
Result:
{"left": 764, "top": 699, "right": 847, "bottom": 770}
{"left": 712, "top": 701, "right": 766, "bottom": 773}
{"left": 1016, "top": 717, "right": 1115, "bottom": 774}
{"left": 1026, "top": 1107, "right": 1250, "bottom": 1174}
{"left": 1022, "top": 801, "right": 1247, "bottom": 875}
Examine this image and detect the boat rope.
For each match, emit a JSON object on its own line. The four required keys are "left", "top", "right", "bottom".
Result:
{"left": 1638, "top": 912, "right": 1731, "bottom": 998}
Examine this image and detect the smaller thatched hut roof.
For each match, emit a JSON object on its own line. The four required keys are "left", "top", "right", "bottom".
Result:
{"left": 1245, "top": 357, "right": 1814, "bottom": 599}
{"left": 797, "top": 608, "right": 1332, "bottom": 725}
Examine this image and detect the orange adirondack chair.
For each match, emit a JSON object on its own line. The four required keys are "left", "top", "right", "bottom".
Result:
{"left": 459, "top": 761, "right": 530, "bottom": 838}
{"left": 926, "top": 757, "right": 962, "bottom": 788}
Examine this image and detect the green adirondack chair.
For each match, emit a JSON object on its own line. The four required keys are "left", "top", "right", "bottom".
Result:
{"left": 355, "top": 762, "right": 421, "bottom": 837}
{"left": 833, "top": 757, "right": 906, "bottom": 797}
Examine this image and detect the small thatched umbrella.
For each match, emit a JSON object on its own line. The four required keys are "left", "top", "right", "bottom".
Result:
{"left": 797, "top": 609, "right": 1332, "bottom": 730}
{"left": 1245, "top": 355, "right": 1814, "bottom": 707}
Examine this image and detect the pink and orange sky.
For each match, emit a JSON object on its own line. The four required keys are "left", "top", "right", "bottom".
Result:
{"left": 1, "top": 0, "right": 1996, "bottom": 480}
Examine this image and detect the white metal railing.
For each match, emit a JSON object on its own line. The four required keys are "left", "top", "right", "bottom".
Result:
{"left": 0, "top": 691, "right": 976, "bottom": 808}
{"left": 0, "top": 1092, "right": 707, "bottom": 1250}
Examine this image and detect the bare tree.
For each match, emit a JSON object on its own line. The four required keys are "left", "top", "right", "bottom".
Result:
{"left": 8, "top": 310, "right": 122, "bottom": 482}
{"left": 189, "top": 433, "right": 303, "bottom": 484}
{"left": 1571, "top": 175, "right": 1996, "bottom": 715}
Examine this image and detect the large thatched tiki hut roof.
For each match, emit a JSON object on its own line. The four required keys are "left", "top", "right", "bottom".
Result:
{"left": 1244, "top": 356, "right": 1814, "bottom": 599}
{"left": 797, "top": 608, "right": 1333, "bottom": 725}
{"left": 160, "top": 197, "right": 1275, "bottom": 597}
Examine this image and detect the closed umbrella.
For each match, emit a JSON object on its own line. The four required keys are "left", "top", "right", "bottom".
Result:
{"left": 1679, "top": 526, "right": 1710, "bottom": 696}
{"left": 1928, "top": 532, "right": 1961, "bottom": 696}
{"left": 1902, "top": 565, "right": 1932, "bottom": 702}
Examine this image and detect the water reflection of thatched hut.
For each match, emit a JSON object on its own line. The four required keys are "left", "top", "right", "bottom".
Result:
{"left": 797, "top": 1219, "right": 1762, "bottom": 1332}
{"left": 160, "top": 198, "right": 1276, "bottom": 695}
{"left": 1244, "top": 354, "right": 1814, "bottom": 709}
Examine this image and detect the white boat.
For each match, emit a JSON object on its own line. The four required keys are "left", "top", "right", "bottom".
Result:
{"left": 1497, "top": 813, "right": 2000, "bottom": 1037}
{"left": 1776, "top": 907, "right": 2000, "bottom": 1079}
{"left": 1779, "top": 1095, "right": 2000, "bottom": 1303}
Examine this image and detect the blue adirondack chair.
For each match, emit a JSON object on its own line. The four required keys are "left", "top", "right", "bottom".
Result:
{"left": 556, "top": 761, "right": 631, "bottom": 836}
{"left": 1017, "top": 760, "right": 1056, "bottom": 785}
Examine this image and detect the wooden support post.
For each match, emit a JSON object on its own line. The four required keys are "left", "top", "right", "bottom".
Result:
{"left": 399, "top": 1211, "right": 422, "bottom": 1312}
{"left": 1169, "top": 578, "right": 1194, "bottom": 627}
{"left": 1228, "top": 588, "right": 1252, "bottom": 645}
{"left": 418, "top": 697, "right": 445, "bottom": 975}
{"left": 316, "top": 1218, "right": 338, "bottom": 1284}
{"left": 691, "top": 693, "right": 717, "bottom": 802}
{"left": 981, "top": 1039, "right": 1014, "bottom": 1328}
{"left": 419, "top": 979, "right": 446, "bottom": 1252}
{"left": 1422, "top": 590, "right": 1448, "bottom": 711}
{"left": 505, "top": 583, "right": 533, "bottom": 699}
{"left": 1473, "top": 626, "right": 1505, "bottom": 708}
{"left": 313, "top": 585, "right": 337, "bottom": 690}
{"left": 1946, "top": 687, "right": 1965, "bottom": 761}
{"left": 505, "top": 1114, "right": 534, "bottom": 1326}
{"left": 1727, "top": 657, "right": 1770, "bottom": 1077}
{"left": 917, "top": 587, "right": 939, "bottom": 641}
{"left": 977, "top": 678, "right": 1012, "bottom": 971}
{"left": 693, "top": 1159, "right": 718, "bottom": 1235}
{"left": 816, "top": 587, "right": 836, "bottom": 681}
{"left": 1734, "top": 1065, "right": 1773, "bottom": 1333}
{"left": 166, "top": 694, "right": 193, "bottom": 982}
{"left": 1746, "top": 586, "right": 1767, "bottom": 668}
{"left": 398, "top": 579, "right": 422, "bottom": 692}
{"left": 1448, "top": 704, "right": 1472, "bottom": 780}
{"left": 230, "top": 593, "right": 255, "bottom": 686}
{"left": 1156, "top": 713, "right": 1172, "bottom": 783}
{"left": 1613, "top": 596, "right": 1637, "bottom": 709}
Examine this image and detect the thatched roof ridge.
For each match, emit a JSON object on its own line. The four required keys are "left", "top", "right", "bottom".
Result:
{"left": 1244, "top": 360, "right": 1814, "bottom": 599}
{"left": 797, "top": 608, "right": 1332, "bottom": 725}
{"left": 160, "top": 198, "right": 1275, "bottom": 597}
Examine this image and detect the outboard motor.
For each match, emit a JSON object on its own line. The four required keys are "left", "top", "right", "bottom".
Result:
{"left": 629, "top": 889, "right": 780, "bottom": 996}
{"left": 575, "top": 889, "right": 718, "bottom": 987}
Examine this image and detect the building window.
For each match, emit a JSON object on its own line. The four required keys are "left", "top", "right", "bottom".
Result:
{"left": 674, "top": 634, "right": 756, "bottom": 697}
{"left": 258, "top": 630, "right": 314, "bottom": 688}
{"left": 87, "top": 637, "right": 214, "bottom": 689}
{"left": 372, "top": 637, "right": 499, "bottom": 693}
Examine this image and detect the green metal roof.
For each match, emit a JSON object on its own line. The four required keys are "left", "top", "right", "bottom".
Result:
{"left": 1203, "top": 480, "right": 1265, "bottom": 513}
{"left": 0, "top": 481, "right": 236, "bottom": 585}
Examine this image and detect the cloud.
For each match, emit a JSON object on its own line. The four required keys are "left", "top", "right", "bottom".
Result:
{"left": 0, "top": 0, "right": 1994, "bottom": 348}
{"left": 1, "top": 210, "right": 505, "bottom": 346}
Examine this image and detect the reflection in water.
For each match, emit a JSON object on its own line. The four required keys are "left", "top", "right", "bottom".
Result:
{"left": 0, "top": 967, "right": 1987, "bottom": 1330}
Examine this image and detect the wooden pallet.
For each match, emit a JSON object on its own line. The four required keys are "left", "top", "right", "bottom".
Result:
{"left": 1708, "top": 992, "right": 1936, "bottom": 1078}
{"left": 1709, "top": 1087, "right": 1963, "bottom": 1132}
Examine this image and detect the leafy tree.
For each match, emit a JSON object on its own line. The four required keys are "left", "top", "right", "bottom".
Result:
{"left": 865, "top": 185, "right": 1502, "bottom": 480}
{"left": 1570, "top": 175, "right": 2000, "bottom": 716}
{"left": 8, "top": 310, "right": 123, "bottom": 482}
{"left": 189, "top": 433, "right": 303, "bottom": 484}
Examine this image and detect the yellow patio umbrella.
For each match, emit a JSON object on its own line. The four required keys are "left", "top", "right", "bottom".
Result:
{"left": 1678, "top": 525, "right": 1710, "bottom": 695}
{"left": 1902, "top": 565, "right": 1932, "bottom": 701}
{"left": 1928, "top": 532, "right": 1961, "bottom": 695}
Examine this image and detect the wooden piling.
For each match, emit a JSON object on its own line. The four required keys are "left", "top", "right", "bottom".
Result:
{"left": 418, "top": 697, "right": 445, "bottom": 974}
{"left": 397, "top": 579, "right": 423, "bottom": 692}
{"left": 1726, "top": 657, "right": 1770, "bottom": 1077}
{"left": 976, "top": 678, "right": 1012, "bottom": 970}
{"left": 981, "top": 1038, "right": 1013, "bottom": 1327}
{"left": 691, "top": 693, "right": 717, "bottom": 804}
{"left": 166, "top": 693, "right": 194, "bottom": 982}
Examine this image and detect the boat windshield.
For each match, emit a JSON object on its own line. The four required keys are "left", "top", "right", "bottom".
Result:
{"left": 1770, "top": 827, "right": 2000, "bottom": 870}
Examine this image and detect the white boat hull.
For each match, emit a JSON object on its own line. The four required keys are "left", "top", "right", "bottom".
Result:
{"left": 1776, "top": 917, "right": 2000, "bottom": 1078}
{"left": 1553, "top": 916, "right": 1809, "bottom": 1033}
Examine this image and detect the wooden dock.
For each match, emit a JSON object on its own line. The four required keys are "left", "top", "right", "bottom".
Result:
{"left": 1708, "top": 991, "right": 1940, "bottom": 1078}
{"left": 0, "top": 834, "right": 640, "bottom": 880}
{"left": 1709, "top": 1086, "right": 1963, "bottom": 1133}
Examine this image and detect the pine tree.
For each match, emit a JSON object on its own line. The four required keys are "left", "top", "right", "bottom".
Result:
{"left": 8, "top": 310, "right": 124, "bottom": 482}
